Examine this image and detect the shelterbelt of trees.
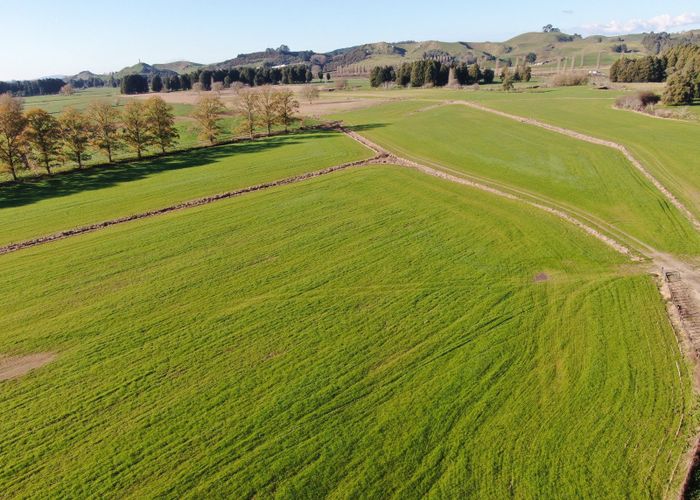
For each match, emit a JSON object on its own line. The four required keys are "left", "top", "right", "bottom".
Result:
{"left": 610, "top": 45, "right": 700, "bottom": 104}
{"left": 0, "top": 87, "right": 301, "bottom": 182}
{"left": 369, "top": 60, "right": 533, "bottom": 89}
{"left": 120, "top": 64, "right": 316, "bottom": 95}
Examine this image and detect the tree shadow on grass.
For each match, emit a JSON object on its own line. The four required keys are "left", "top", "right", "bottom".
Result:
{"left": 0, "top": 130, "right": 344, "bottom": 210}
{"left": 343, "top": 123, "right": 388, "bottom": 132}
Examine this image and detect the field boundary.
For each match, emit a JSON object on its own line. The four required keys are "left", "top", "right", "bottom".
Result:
{"left": 0, "top": 157, "right": 377, "bottom": 256}
{"left": 454, "top": 100, "right": 700, "bottom": 233}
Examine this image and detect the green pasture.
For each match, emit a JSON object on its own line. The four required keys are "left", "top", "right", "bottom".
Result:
{"left": 431, "top": 86, "right": 700, "bottom": 222}
{"left": 332, "top": 99, "right": 700, "bottom": 255}
{"left": 0, "top": 130, "right": 371, "bottom": 246}
{"left": 0, "top": 166, "right": 692, "bottom": 497}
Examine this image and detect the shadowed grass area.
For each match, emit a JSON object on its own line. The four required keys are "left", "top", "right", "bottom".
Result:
{"left": 0, "top": 166, "right": 692, "bottom": 497}
{"left": 0, "top": 130, "right": 373, "bottom": 246}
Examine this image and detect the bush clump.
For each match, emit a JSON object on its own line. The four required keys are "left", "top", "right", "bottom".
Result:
{"left": 551, "top": 72, "right": 589, "bottom": 87}
{"left": 615, "top": 91, "right": 661, "bottom": 111}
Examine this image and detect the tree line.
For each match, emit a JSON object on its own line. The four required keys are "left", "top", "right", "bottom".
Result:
{"left": 0, "top": 86, "right": 301, "bottom": 181}
{"left": 610, "top": 45, "right": 700, "bottom": 104}
{"left": 370, "top": 61, "right": 496, "bottom": 88}
{"left": 121, "top": 64, "right": 316, "bottom": 95}
{"left": 0, "top": 94, "right": 178, "bottom": 180}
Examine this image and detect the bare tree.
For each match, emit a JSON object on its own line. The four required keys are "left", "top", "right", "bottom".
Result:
{"left": 59, "top": 108, "right": 92, "bottom": 169}
{"left": 300, "top": 85, "right": 320, "bottom": 104}
{"left": 192, "top": 94, "right": 226, "bottom": 144}
{"left": 233, "top": 88, "right": 260, "bottom": 139}
{"left": 276, "top": 90, "right": 299, "bottom": 133}
{"left": 87, "top": 101, "right": 122, "bottom": 162}
{"left": 24, "top": 108, "right": 61, "bottom": 174}
{"left": 145, "top": 96, "right": 179, "bottom": 153}
{"left": 121, "top": 100, "right": 152, "bottom": 159}
{"left": 0, "top": 94, "right": 27, "bottom": 180}
{"left": 59, "top": 84, "right": 74, "bottom": 96}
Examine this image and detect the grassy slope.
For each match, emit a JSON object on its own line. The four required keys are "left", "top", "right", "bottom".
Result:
{"left": 430, "top": 86, "right": 700, "bottom": 222}
{"left": 0, "top": 166, "right": 692, "bottom": 497}
{"left": 0, "top": 130, "right": 371, "bottom": 245}
{"left": 332, "top": 100, "right": 700, "bottom": 255}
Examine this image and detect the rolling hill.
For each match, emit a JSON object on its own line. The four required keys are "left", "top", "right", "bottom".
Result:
{"left": 66, "top": 29, "right": 700, "bottom": 82}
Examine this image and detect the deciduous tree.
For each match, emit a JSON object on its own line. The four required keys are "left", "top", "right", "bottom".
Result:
{"left": 87, "top": 101, "right": 122, "bottom": 162}
{"left": 276, "top": 90, "right": 299, "bottom": 132}
{"left": 193, "top": 94, "right": 226, "bottom": 144}
{"left": 24, "top": 108, "right": 61, "bottom": 174}
{"left": 233, "top": 88, "right": 260, "bottom": 139}
{"left": 121, "top": 100, "right": 152, "bottom": 159}
{"left": 256, "top": 87, "right": 280, "bottom": 135}
{"left": 145, "top": 96, "right": 179, "bottom": 153}
{"left": 0, "top": 94, "right": 27, "bottom": 180}
{"left": 59, "top": 108, "right": 92, "bottom": 169}
{"left": 300, "top": 85, "right": 320, "bottom": 104}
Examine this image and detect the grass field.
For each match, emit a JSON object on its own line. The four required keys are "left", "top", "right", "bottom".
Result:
{"left": 0, "top": 166, "right": 692, "bottom": 497}
{"left": 0, "top": 130, "right": 371, "bottom": 246}
{"left": 332, "top": 99, "right": 700, "bottom": 256}
{"left": 411, "top": 86, "right": 700, "bottom": 222}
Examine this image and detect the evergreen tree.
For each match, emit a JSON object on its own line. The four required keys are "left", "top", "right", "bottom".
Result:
{"left": 151, "top": 74, "right": 163, "bottom": 93}
{"left": 120, "top": 74, "right": 149, "bottom": 95}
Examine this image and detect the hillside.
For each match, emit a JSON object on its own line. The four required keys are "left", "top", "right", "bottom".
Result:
{"left": 67, "top": 29, "right": 700, "bottom": 82}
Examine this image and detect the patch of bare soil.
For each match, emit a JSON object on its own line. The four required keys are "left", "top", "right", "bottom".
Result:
{"left": 0, "top": 353, "right": 55, "bottom": 381}
{"left": 533, "top": 273, "right": 549, "bottom": 283}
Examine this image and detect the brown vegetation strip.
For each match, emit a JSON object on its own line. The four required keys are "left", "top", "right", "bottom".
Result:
{"left": 456, "top": 101, "right": 700, "bottom": 233}
{"left": 0, "top": 158, "right": 376, "bottom": 256}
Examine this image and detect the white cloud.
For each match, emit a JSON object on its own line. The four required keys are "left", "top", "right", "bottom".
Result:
{"left": 582, "top": 12, "right": 700, "bottom": 34}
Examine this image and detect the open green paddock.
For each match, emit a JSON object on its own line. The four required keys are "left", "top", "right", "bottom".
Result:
{"left": 0, "top": 166, "right": 693, "bottom": 497}
{"left": 332, "top": 99, "right": 700, "bottom": 256}
{"left": 0, "top": 130, "right": 372, "bottom": 246}
{"left": 398, "top": 86, "right": 700, "bottom": 223}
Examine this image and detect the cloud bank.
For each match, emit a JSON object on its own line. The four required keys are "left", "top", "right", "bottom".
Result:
{"left": 582, "top": 12, "right": 700, "bottom": 34}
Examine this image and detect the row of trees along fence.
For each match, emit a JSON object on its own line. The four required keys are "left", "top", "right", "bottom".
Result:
{"left": 0, "top": 86, "right": 302, "bottom": 181}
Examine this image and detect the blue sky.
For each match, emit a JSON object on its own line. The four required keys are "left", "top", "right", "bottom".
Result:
{"left": 1, "top": 0, "right": 699, "bottom": 80}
